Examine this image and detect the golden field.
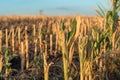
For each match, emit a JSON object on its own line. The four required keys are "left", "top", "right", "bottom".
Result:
{"left": 0, "top": 15, "right": 119, "bottom": 80}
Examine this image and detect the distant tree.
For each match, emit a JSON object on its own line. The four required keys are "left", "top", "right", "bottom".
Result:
{"left": 39, "top": 9, "right": 43, "bottom": 15}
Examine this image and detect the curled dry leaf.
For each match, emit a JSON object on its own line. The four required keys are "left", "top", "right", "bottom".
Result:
{"left": 0, "top": 57, "right": 3, "bottom": 73}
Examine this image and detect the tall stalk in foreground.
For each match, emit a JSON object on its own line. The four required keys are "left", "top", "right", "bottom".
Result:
{"left": 43, "top": 41, "right": 53, "bottom": 80}
{"left": 78, "top": 35, "right": 93, "bottom": 80}
{"left": 58, "top": 30, "right": 68, "bottom": 80}
{"left": 94, "top": 0, "right": 120, "bottom": 79}
{"left": 57, "top": 16, "right": 80, "bottom": 80}
{"left": 96, "top": 0, "right": 120, "bottom": 36}
{"left": 94, "top": 0, "right": 120, "bottom": 59}
{"left": 92, "top": 0, "right": 120, "bottom": 61}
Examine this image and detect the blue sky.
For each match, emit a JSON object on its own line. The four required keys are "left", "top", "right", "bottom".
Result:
{"left": 0, "top": 0, "right": 111, "bottom": 15}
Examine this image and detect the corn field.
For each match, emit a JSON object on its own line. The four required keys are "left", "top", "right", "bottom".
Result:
{"left": 0, "top": 15, "right": 119, "bottom": 80}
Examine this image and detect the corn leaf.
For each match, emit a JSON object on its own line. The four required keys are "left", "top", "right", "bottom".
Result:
{"left": 97, "top": 4, "right": 105, "bottom": 16}
{"left": 62, "top": 23, "right": 66, "bottom": 31}
{"left": 71, "top": 19, "right": 77, "bottom": 33}
{"left": 67, "top": 31, "right": 73, "bottom": 41}
{"left": 67, "top": 19, "right": 76, "bottom": 41}
{"left": 116, "top": 6, "right": 120, "bottom": 12}
{"left": 95, "top": 9, "right": 104, "bottom": 17}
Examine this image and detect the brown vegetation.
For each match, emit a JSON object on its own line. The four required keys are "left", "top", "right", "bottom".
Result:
{"left": 0, "top": 15, "right": 119, "bottom": 80}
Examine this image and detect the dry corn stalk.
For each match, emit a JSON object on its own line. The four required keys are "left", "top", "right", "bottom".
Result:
{"left": 55, "top": 34, "right": 58, "bottom": 50}
{"left": 34, "top": 39, "right": 37, "bottom": 61}
{"left": 11, "top": 27, "right": 14, "bottom": 52}
{"left": 0, "top": 57, "right": 3, "bottom": 73}
{"left": 38, "top": 24, "right": 42, "bottom": 53}
{"left": 56, "top": 23, "right": 61, "bottom": 52}
{"left": 18, "top": 27, "right": 21, "bottom": 45}
{"left": 20, "top": 42, "right": 25, "bottom": 72}
{"left": 112, "top": 30, "right": 117, "bottom": 50}
{"left": 43, "top": 42, "right": 48, "bottom": 80}
{"left": 33, "top": 24, "right": 36, "bottom": 40}
{"left": 25, "top": 26, "right": 29, "bottom": 69}
{"left": 39, "top": 23, "right": 42, "bottom": 32}
{"left": 52, "top": 23, "right": 57, "bottom": 34}
{"left": 78, "top": 35, "right": 92, "bottom": 80}
{"left": 38, "top": 34, "right": 42, "bottom": 53}
{"left": 5, "top": 29, "right": 9, "bottom": 77}
{"left": 43, "top": 42, "right": 53, "bottom": 80}
{"left": 58, "top": 29, "right": 68, "bottom": 80}
{"left": 68, "top": 16, "right": 81, "bottom": 65}
{"left": 84, "top": 23, "right": 87, "bottom": 35}
{"left": 0, "top": 30, "right": 2, "bottom": 52}
{"left": 50, "top": 34, "right": 52, "bottom": 55}
{"left": 5, "top": 29, "right": 8, "bottom": 48}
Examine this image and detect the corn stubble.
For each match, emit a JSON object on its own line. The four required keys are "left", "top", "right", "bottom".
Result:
{"left": 0, "top": 15, "right": 119, "bottom": 80}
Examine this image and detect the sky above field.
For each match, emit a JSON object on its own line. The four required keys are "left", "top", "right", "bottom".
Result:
{"left": 0, "top": 0, "right": 113, "bottom": 15}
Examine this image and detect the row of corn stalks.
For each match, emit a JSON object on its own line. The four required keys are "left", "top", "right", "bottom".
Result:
{"left": 0, "top": 15, "right": 119, "bottom": 80}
